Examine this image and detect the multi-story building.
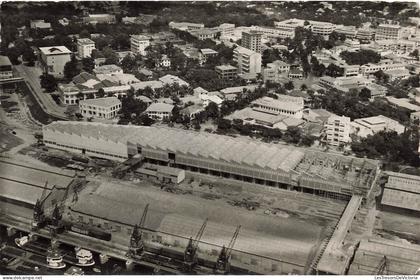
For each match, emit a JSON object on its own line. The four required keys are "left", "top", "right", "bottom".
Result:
{"left": 359, "top": 60, "right": 406, "bottom": 77}
{"left": 233, "top": 46, "right": 261, "bottom": 76}
{"left": 274, "top": 18, "right": 305, "bottom": 32}
{"left": 82, "top": 14, "right": 116, "bottom": 25}
{"left": 77, "top": 38, "right": 95, "bottom": 58}
{"left": 189, "top": 28, "right": 218, "bottom": 40}
{"left": 324, "top": 115, "right": 351, "bottom": 146}
{"left": 39, "top": 46, "right": 72, "bottom": 77}
{"left": 218, "top": 23, "right": 235, "bottom": 37}
{"left": 145, "top": 103, "right": 174, "bottom": 120}
{"left": 373, "top": 39, "right": 418, "bottom": 55}
{"left": 319, "top": 76, "right": 372, "bottom": 93}
{"left": 251, "top": 26, "right": 295, "bottom": 40}
{"left": 242, "top": 30, "right": 263, "bottom": 53}
{"left": 375, "top": 24, "right": 401, "bottom": 41}
{"left": 342, "top": 64, "right": 361, "bottom": 77}
{"left": 0, "top": 56, "right": 13, "bottom": 80}
{"left": 58, "top": 84, "right": 79, "bottom": 105}
{"left": 198, "top": 48, "right": 218, "bottom": 65}
{"left": 335, "top": 25, "right": 357, "bottom": 39}
{"left": 262, "top": 60, "right": 290, "bottom": 83}
{"left": 309, "top": 20, "right": 336, "bottom": 36}
{"left": 130, "top": 35, "right": 151, "bottom": 56}
{"left": 79, "top": 97, "right": 121, "bottom": 119}
{"left": 156, "top": 55, "right": 171, "bottom": 68}
{"left": 356, "top": 28, "right": 375, "bottom": 41}
{"left": 215, "top": 65, "right": 238, "bottom": 80}
{"left": 251, "top": 95, "right": 304, "bottom": 119}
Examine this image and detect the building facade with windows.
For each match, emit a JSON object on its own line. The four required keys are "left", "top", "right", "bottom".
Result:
{"left": 375, "top": 24, "right": 401, "bottom": 41}
{"left": 215, "top": 64, "right": 238, "bottom": 80}
{"left": 39, "top": 46, "right": 72, "bottom": 77}
{"left": 242, "top": 30, "right": 263, "bottom": 53}
{"left": 251, "top": 96, "right": 304, "bottom": 119}
{"left": 130, "top": 35, "right": 151, "bottom": 56}
{"left": 324, "top": 115, "right": 351, "bottom": 146}
{"left": 0, "top": 56, "right": 13, "bottom": 80}
{"left": 145, "top": 103, "right": 174, "bottom": 120}
{"left": 77, "top": 38, "right": 95, "bottom": 58}
{"left": 79, "top": 97, "right": 121, "bottom": 119}
{"left": 233, "top": 46, "right": 261, "bottom": 76}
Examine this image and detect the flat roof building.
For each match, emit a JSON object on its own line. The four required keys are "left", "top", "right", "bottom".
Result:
{"left": 233, "top": 46, "right": 261, "bottom": 75}
{"left": 79, "top": 97, "right": 121, "bottom": 119}
{"left": 130, "top": 35, "right": 151, "bottom": 56}
{"left": 215, "top": 64, "right": 238, "bottom": 80}
{"left": 251, "top": 96, "right": 304, "bottom": 119}
{"left": 145, "top": 102, "right": 174, "bottom": 120}
{"left": 375, "top": 24, "right": 401, "bottom": 41}
{"left": 77, "top": 38, "right": 95, "bottom": 58}
{"left": 242, "top": 30, "right": 263, "bottom": 53}
{"left": 39, "top": 46, "right": 72, "bottom": 77}
{"left": 325, "top": 115, "right": 351, "bottom": 146}
{"left": 351, "top": 115, "right": 405, "bottom": 138}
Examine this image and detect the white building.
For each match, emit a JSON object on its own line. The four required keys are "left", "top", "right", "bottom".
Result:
{"left": 159, "top": 74, "right": 189, "bottom": 87}
{"left": 351, "top": 115, "right": 405, "bottom": 138}
{"left": 251, "top": 95, "right": 304, "bottom": 119}
{"left": 58, "top": 84, "right": 79, "bottom": 105}
{"left": 130, "top": 35, "right": 151, "bottom": 56}
{"left": 169, "top": 22, "right": 204, "bottom": 31}
{"left": 189, "top": 28, "right": 218, "bottom": 40}
{"left": 219, "top": 23, "right": 235, "bottom": 38}
{"left": 324, "top": 115, "right": 351, "bottom": 146}
{"left": 30, "top": 20, "right": 51, "bottom": 29}
{"left": 309, "top": 20, "right": 336, "bottom": 36}
{"left": 263, "top": 60, "right": 290, "bottom": 83}
{"left": 79, "top": 97, "right": 121, "bottom": 119}
{"left": 233, "top": 46, "right": 261, "bottom": 76}
{"left": 156, "top": 55, "right": 171, "bottom": 68}
{"left": 375, "top": 24, "right": 401, "bottom": 41}
{"left": 145, "top": 103, "right": 174, "bottom": 120}
{"left": 39, "top": 46, "right": 72, "bottom": 77}
{"left": 77, "top": 38, "right": 95, "bottom": 58}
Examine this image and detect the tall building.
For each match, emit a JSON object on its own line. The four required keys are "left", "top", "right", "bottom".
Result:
{"left": 39, "top": 46, "right": 72, "bottom": 77}
{"left": 130, "top": 35, "right": 150, "bottom": 56}
{"left": 375, "top": 24, "right": 401, "bottom": 41}
{"left": 77, "top": 38, "right": 95, "bottom": 58}
{"left": 324, "top": 115, "right": 351, "bottom": 146}
{"left": 241, "top": 30, "right": 263, "bottom": 53}
{"left": 233, "top": 46, "right": 261, "bottom": 76}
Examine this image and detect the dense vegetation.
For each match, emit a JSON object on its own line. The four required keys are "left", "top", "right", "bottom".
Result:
{"left": 340, "top": 50, "right": 382, "bottom": 66}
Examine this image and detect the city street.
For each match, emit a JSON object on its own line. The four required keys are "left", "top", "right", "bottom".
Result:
{"left": 14, "top": 64, "right": 67, "bottom": 119}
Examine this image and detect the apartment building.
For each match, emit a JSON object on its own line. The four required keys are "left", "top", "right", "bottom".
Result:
{"left": 145, "top": 103, "right": 174, "bottom": 120}
{"left": 373, "top": 39, "right": 418, "bottom": 54}
{"left": 233, "top": 46, "right": 261, "bottom": 76}
{"left": 0, "top": 56, "right": 13, "bottom": 80}
{"left": 242, "top": 30, "right": 263, "bottom": 53}
{"left": 219, "top": 23, "right": 235, "bottom": 37}
{"left": 58, "top": 84, "right": 79, "bottom": 105}
{"left": 215, "top": 65, "right": 238, "bottom": 80}
{"left": 251, "top": 95, "right": 304, "bottom": 119}
{"left": 198, "top": 48, "right": 218, "bottom": 65}
{"left": 309, "top": 20, "right": 336, "bottom": 36}
{"left": 359, "top": 60, "right": 406, "bottom": 77}
{"left": 274, "top": 18, "right": 305, "bottom": 32}
{"left": 324, "top": 115, "right": 351, "bottom": 146}
{"left": 77, "top": 38, "right": 95, "bottom": 58}
{"left": 130, "top": 35, "right": 151, "bottom": 56}
{"left": 79, "top": 97, "right": 121, "bottom": 119}
{"left": 335, "top": 25, "right": 357, "bottom": 39}
{"left": 39, "top": 46, "right": 72, "bottom": 77}
{"left": 356, "top": 28, "right": 375, "bottom": 41}
{"left": 263, "top": 60, "right": 290, "bottom": 83}
{"left": 375, "top": 24, "right": 401, "bottom": 41}
{"left": 319, "top": 76, "right": 371, "bottom": 93}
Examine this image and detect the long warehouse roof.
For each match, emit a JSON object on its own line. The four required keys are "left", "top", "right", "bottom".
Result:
{"left": 44, "top": 121, "right": 305, "bottom": 173}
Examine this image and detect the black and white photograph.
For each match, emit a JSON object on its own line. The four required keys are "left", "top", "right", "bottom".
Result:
{"left": 0, "top": 0, "right": 420, "bottom": 277}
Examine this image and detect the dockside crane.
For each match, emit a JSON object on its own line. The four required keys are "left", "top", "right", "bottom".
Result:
{"left": 215, "top": 225, "right": 241, "bottom": 274}
{"left": 376, "top": 256, "right": 389, "bottom": 275}
{"left": 32, "top": 181, "right": 49, "bottom": 230}
{"left": 128, "top": 204, "right": 149, "bottom": 258}
{"left": 183, "top": 218, "right": 208, "bottom": 272}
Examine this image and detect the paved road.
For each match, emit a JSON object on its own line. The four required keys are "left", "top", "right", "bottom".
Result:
{"left": 14, "top": 64, "right": 67, "bottom": 119}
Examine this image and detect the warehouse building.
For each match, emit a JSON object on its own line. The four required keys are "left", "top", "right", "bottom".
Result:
{"left": 43, "top": 122, "right": 380, "bottom": 201}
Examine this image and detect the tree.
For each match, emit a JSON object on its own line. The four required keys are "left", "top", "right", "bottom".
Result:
{"left": 359, "top": 87, "right": 371, "bottom": 101}
{"left": 102, "top": 47, "right": 119, "bottom": 65}
{"left": 79, "top": 29, "right": 91, "bottom": 39}
{"left": 22, "top": 47, "right": 36, "bottom": 66}
{"left": 40, "top": 73, "right": 57, "bottom": 92}
{"left": 205, "top": 102, "right": 220, "bottom": 119}
{"left": 63, "top": 55, "right": 81, "bottom": 81}
{"left": 217, "top": 118, "right": 232, "bottom": 131}
{"left": 284, "top": 81, "right": 295, "bottom": 91}
{"left": 326, "top": 63, "right": 344, "bottom": 77}
{"left": 96, "top": 88, "right": 105, "bottom": 98}
{"left": 409, "top": 49, "right": 419, "bottom": 60}
{"left": 81, "top": 57, "right": 95, "bottom": 73}
{"left": 340, "top": 49, "right": 381, "bottom": 65}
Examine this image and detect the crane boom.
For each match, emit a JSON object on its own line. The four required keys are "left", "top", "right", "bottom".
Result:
{"left": 226, "top": 225, "right": 241, "bottom": 257}
{"left": 139, "top": 204, "right": 149, "bottom": 228}
{"left": 215, "top": 225, "right": 241, "bottom": 274}
{"left": 184, "top": 218, "right": 208, "bottom": 271}
{"left": 193, "top": 218, "right": 208, "bottom": 248}
{"left": 376, "top": 256, "right": 388, "bottom": 275}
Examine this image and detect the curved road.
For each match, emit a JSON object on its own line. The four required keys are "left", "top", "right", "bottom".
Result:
{"left": 14, "top": 64, "right": 67, "bottom": 119}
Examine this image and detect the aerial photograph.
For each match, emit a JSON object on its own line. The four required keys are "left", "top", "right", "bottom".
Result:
{"left": 0, "top": 0, "right": 419, "bottom": 277}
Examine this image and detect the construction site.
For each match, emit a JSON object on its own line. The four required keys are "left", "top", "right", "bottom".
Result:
{"left": 1, "top": 119, "right": 420, "bottom": 275}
